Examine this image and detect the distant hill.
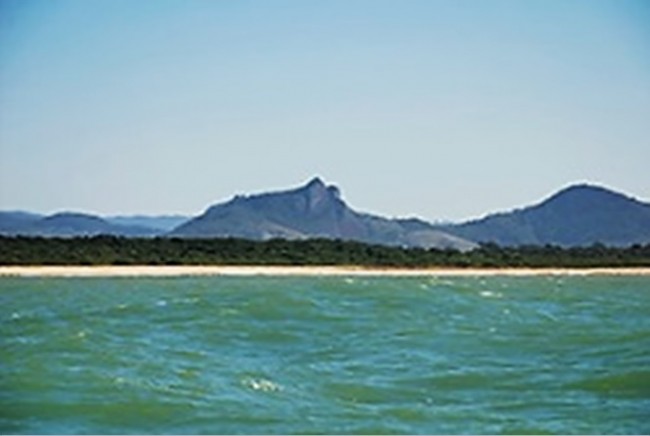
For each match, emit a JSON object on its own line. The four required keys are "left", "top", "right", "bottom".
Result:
{"left": 106, "top": 215, "right": 189, "bottom": 232}
{"left": 170, "top": 177, "right": 476, "bottom": 250}
{"left": 442, "top": 184, "right": 650, "bottom": 247}
{"left": 0, "top": 211, "right": 43, "bottom": 234}
{"left": 0, "top": 212, "right": 160, "bottom": 237}
{"left": 3, "top": 181, "right": 648, "bottom": 249}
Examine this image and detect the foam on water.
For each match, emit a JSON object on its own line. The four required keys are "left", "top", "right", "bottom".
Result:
{"left": 242, "top": 377, "right": 283, "bottom": 393}
{"left": 1, "top": 275, "right": 649, "bottom": 434}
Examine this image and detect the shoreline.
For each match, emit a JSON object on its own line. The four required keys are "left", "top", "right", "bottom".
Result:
{"left": 1, "top": 265, "right": 650, "bottom": 277}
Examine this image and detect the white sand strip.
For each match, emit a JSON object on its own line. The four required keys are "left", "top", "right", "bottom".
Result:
{"left": 1, "top": 265, "right": 649, "bottom": 277}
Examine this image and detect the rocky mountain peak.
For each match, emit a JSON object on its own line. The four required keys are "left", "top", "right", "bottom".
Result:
{"left": 297, "top": 177, "right": 341, "bottom": 213}
{"left": 292, "top": 177, "right": 341, "bottom": 212}
{"left": 305, "top": 176, "right": 326, "bottom": 190}
{"left": 169, "top": 177, "right": 476, "bottom": 249}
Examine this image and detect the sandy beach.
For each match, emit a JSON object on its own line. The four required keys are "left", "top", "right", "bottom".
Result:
{"left": 1, "top": 265, "right": 649, "bottom": 277}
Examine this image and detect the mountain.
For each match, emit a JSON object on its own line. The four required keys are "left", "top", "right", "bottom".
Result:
{"left": 0, "top": 212, "right": 160, "bottom": 237}
{"left": 4, "top": 181, "right": 648, "bottom": 249}
{"left": 170, "top": 177, "right": 476, "bottom": 250}
{"left": 106, "top": 215, "right": 189, "bottom": 232}
{"left": 442, "top": 184, "right": 650, "bottom": 247}
{"left": 0, "top": 211, "right": 43, "bottom": 234}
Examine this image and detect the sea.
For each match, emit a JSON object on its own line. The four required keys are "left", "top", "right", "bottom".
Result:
{"left": 1, "top": 275, "right": 649, "bottom": 435}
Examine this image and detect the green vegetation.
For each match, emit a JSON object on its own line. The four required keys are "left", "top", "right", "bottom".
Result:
{"left": 1, "top": 236, "right": 650, "bottom": 268}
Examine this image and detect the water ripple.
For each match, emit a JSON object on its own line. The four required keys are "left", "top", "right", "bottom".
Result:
{"left": 1, "top": 275, "right": 649, "bottom": 434}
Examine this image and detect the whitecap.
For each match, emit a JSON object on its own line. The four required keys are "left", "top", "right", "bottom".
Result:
{"left": 538, "top": 310, "right": 558, "bottom": 322}
{"left": 156, "top": 299, "right": 168, "bottom": 307}
{"left": 242, "top": 377, "right": 282, "bottom": 393}
{"left": 181, "top": 297, "right": 200, "bottom": 304}
{"left": 429, "top": 278, "right": 454, "bottom": 287}
{"left": 480, "top": 290, "right": 502, "bottom": 298}
{"left": 220, "top": 308, "right": 239, "bottom": 316}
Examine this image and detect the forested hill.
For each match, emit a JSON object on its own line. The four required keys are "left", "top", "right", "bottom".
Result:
{"left": 1, "top": 236, "right": 649, "bottom": 268}
{"left": 442, "top": 184, "right": 650, "bottom": 247}
{"left": 170, "top": 177, "right": 475, "bottom": 251}
{"left": 2, "top": 181, "right": 649, "bottom": 249}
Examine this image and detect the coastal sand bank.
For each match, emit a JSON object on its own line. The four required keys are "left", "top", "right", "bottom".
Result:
{"left": 1, "top": 265, "right": 650, "bottom": 277}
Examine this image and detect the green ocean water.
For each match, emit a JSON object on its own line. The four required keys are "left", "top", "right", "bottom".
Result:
{"left": 1, "top": 275, "right": 649, "bottom": 434}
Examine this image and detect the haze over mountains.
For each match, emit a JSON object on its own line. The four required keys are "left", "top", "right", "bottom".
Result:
{"left": 1, "top": 178, "right": 649, "bottom": 249}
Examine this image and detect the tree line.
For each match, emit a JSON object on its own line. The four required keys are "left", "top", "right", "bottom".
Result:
{"left": 1, "top": 236, "right": 650, "bottom": 268}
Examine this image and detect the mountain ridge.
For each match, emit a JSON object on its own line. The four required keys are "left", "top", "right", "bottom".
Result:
{"left": 0, "top": 211, "right": 160, "bottom": 237}
{"left": 440, "top": 183, "right": 650, "bottom": 247}
{"left": 170, "top": 177, "right": 476, "bottom": 250}
{"left": 1, "top": 179, "right": 648, "bottom": 248}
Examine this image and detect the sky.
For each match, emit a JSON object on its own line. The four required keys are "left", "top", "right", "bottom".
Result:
{"left": 1, "top": 0, "right": 649, "bottom": 222}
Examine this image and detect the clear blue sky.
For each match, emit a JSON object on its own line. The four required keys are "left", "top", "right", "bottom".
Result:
{"left": 1, "top": 0, "right": 648, "bottom": 221}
